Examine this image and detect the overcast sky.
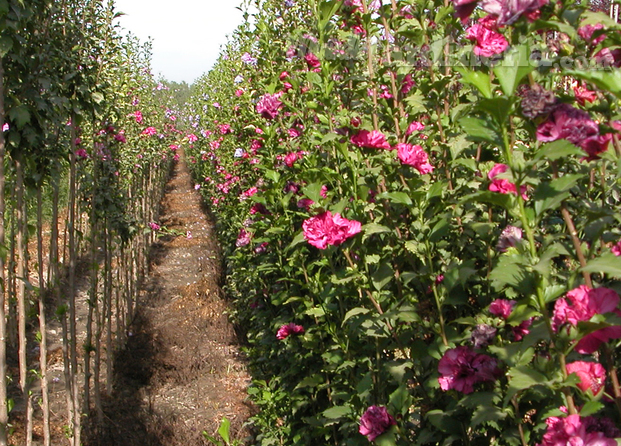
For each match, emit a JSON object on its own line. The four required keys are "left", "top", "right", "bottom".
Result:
{"left": 113, "top": 0, "right": 245, "bottom": 84}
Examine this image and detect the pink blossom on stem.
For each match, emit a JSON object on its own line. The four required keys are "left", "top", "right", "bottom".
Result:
{"left": 256, "top": 93, "right": 283, "bottom": 119}
{"left": 466, "top": 22, "right": 509, "bottom": 57}
{"left": 566, "top": 361, "right": 606, "bottom": 396}
{"left": 396, "top": 143, "right": 434, "bottom": 174}
{"left": 497, "top": 225, "right": 523, "bottom": 252}
{"left": 141, "top": 126, "right": 157, "bottom": 136}
{"left": 611, "top": 240, "right": 621, "bottom": 256}
{"left": 537, "top": 415, "right": 617, "bottom": 446}
{"left": 438, "top": 346, "right": 499, "bottom": 394}
{"left": 552, "top": 285, "right": 621, "bottom": 354}
{"left": 574, "top": 85, "right": 598, "bottom": 106}
{"left": 276, "top": 323, "right": 304, "bottom": 340}
{"left": 359, "top": 406, "right": 396, "bottom": 442}
{"left": 305, "top": 53, "right": 321, "bottom": 69}
{"left": 350, "top": 129, "right": 391, "bottom": 150}
{"left": 302, "top": 211, "right": 362, "bottom": 249}
{"left": 405, "top": 121, "right": 425, "bottom": 136}
{"left": 488, "top": 164, "right": 527, "bottom": 200}
{"left": 489, "top": 299, "right": 515, "bottom": 319}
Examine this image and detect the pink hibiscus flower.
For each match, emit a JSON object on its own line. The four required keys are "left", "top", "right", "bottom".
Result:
{"left": 466, "top": 22, "right": 509, "bottom": 57}
{"left": 566, "top": 361, "right": 606, "bottom": 396}
{"left": 438, "top": 346, "right": 499, "bottom": 394}
{"left": 350, "top": 130, "right": 391, "bottom": 150}
{"left": 256, "top": 93, "right": 283, "bottom": 119}
{"left": 396, "top": 143, "right": 434, "bottom": 174}
{"left": 538, "top": 415, "right": 617, "bottom": 446}
{"left": 359, "top": 406, "right": 396, "bottom": 442}
{"left": 276, "top": 323, "right": 304, "bottom": 340}
{"left": 302, "top": 211, "right": 362, "bottom": 249}
{"left": 489, "top": 299, "right": 515, "bottom": 319}
{"left": 488, "top": 164, "right": 528, "bottom": 200}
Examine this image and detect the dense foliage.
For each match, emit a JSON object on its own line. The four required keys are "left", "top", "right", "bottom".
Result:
{"left": 185, "top": 0, "right": 621, "bottom": 444}
{"left": 0, "top": 1, "right": 183, "bottom": 444}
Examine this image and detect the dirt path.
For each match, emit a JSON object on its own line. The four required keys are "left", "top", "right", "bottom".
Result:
{"left": 88, "top": 155, "right": 253, "bottom": 446}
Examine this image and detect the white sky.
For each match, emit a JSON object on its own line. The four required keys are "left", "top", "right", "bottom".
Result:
{"left": 113, "top": 0, "right": 245, "bottom": 84}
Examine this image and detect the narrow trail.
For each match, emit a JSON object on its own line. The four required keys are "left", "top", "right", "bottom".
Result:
{"left": 89, "top": 155, "right": 253, "bottom": 446}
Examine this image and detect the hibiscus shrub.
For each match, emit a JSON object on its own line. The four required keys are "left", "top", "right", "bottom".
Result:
{"left": 184, "top": 0, "right": 621, "bottom": 444}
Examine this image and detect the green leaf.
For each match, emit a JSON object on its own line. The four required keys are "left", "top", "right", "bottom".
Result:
{"left": 343, "top": 307, "right": 370, "bottom": 323}
{"left": 456, "top": 67, "right": 492, "bottom": 98}
{"left": 91, "top": 91, "right": 104, "bottom": 104}
{"left": 389, "top": 384, "right": 412, "bottom": 415}
{"left": 0, "top": 36, "right": 12, "bottom": 57}
{"left": 8, "top": 105, "right": 30, "bottom": 128}
{"left": 374, "top": 426, "right": 398, "bottom": 446}
{"left": 493, "top": 45, "right": 534, "bottom": 96}
{"left": 533, "top": 174, "right": 582, "bottom": 217}
{"left": 217, "top": 417, "right": 231, "bottom": 444}
{"left": 322, "top": 405, "right": 352, "bottom": 419}
{"left": 362, "top": 223, "right": 392, "bottom": 241}
{"left": 582, "top": 252, "right": 621, "bottom": 278}
{"left": 427, "top": 410, "right": 462, "bottom": 434}
{"left": 534, "top": 139, "right": 585, "bottom": 162}
{"left": 565, "top": 69, "right": 621, "bottom": 98}
{"left": 377, "top": 191, "right": 412, "bottom": 205}
{"left": 462, "top": 191, "right": 515, "bottom": 212}
{"left": 580, "top": 400, "right": 605, "bottom": 417}
{"left": 476, "top": 97, "right": 513, "bottom": 125}
{"left": 506, "top": 365, "right": 548, "bottom": 402}
{"left": 372, "top": 262, "right": 394, "bottom": 291}
{"left": 458, "top": 116, "right": 502, "bottom": 145}
{"left": 302, "top": 182, "right": 324, "bottom": 203}
{"left": 490, "top": 254, "right": 534, "bottom": 292}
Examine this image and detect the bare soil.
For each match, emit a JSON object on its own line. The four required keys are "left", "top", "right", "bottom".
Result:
{"left": 83, "top": 157, "right": 254, "bottom": 446}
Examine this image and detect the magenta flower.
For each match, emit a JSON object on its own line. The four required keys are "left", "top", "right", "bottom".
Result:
{"left": 405, "top": 121, "right": 425, "bottom": 137}
{"left": 538, "top": 415, "right": 617, "bottom": 446}
{"left": 396, "top": 143, "right": 434, "bottom": 174}
{"left": 438, "top": 346, "right": 499, "bottom": 394}
{"left": 536, "top": 103, "right": 610, "bottom": 159}
{"left": 452, "top": 0, "right": 479, "bottom": 21}
{"left": 148, "top": 222, "right": 160, "bottom": 231}
{"left": 302, "top": 211, "right": 362, "bottom": 249}
{"left": 133, "top": 110, "right": 143, "bottom": 124}
{"left": 114, "top": 131, "right": 126, "bottom": 143}
{"left": 305, "top": 53, "right": 321, "bottom": 69}
{"left": 488, "top": 164, "right": 527, "bottom": 200}
{"left": 359, "top": 406, "right": 396, "bottom": 442}
{"left": 276, "top": 323, "right": 304, "bottom": 340}
{"left": 553, "top": 285, "right": 621, "bottom": 354}
{"left": 611, "top": 240, "right": 621, "bottom": 256}
{"left": 141, "top": 126, "right": 157, "bottom": 136}
{"left": 401, "top": 73, "right": 416, "bottom": 95}
{"left": 75, "top": 148, "right": 89, "bottom": 159}
{"left": 574, "top": 85, "right": 598, "bottom": 106}
{"left": 350, "top": 130, "right": 391, "bottom": 150}
{"left": 489, "top": 299, "right": 515, "bottom": 319}
{"left": 466, "top": 22, "right": 509, "bottom": 57}
{"left": 578, "top": 23, "right": 606, "bottom": 45}
{"left": 219, "top": 124, "right": 232, "bottom": 134}
{"left": 284, "top": 151, "right": 303, "bottom": 167}
{"left": 566, "top": 361, "right": 606, "bottom": 396}
{"left": 256, "top": 93, "right": 283, "bottom": 119}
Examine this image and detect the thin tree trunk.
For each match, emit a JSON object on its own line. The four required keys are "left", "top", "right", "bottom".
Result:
{"left": 15, "top": 152, "right": 33, "bottom": 446}
{"left": 0, "top": 57, "right": 10, "bottom": 446}
{"left": 47, "top": 167, "right": 60, "bottom": 291}
{"left": 68, "top": 122, "right": 81, "bottom": 446}
{"left": 105, "top": 224, "right": 112, "bottom": 396}
{"left": 37, "top": 186, "right": 51, "bottom": 446}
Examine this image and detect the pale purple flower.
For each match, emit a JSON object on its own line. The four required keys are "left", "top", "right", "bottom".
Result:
{"left": 241, "top": 52, "right": 257, "bottom": 66}
{"left": 497, "top": 225, "right": 523, "bottom": 252}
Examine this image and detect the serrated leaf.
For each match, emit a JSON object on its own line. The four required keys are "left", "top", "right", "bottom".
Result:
{"left": 362, "top": 223, "right": 392, "bottom": 241}
{"left": 456, "top": 67, "right": 492, "bottom": 98}
{"left": 0, "top": 36, "right": 12, "bottom": 57}
{"left": 493, "top": 45, "right": 534, "bottom": 96}
{"left": 8, "top": 105, "right": 30, "bottom": 128}
{"left": 377, "top": 191, "right": 412, "bottom": 205}
{"left": 343, "top": 307, "right": 370, "bottom": 323}
{"left": 322, "top": 405, "right": 352, "bottom": 419}
{"left": 533, "top": 174, "right": 582, "bottom": 217}
{"left": 506, "top": 365, "right": 548, "bottom": 402}
{"left": 372, "top": 262, "right": 394, "bottom": 290}
{"left": 534, "top": 139, "right": 585, "bottom": 162}
{"left": 91, "top": 91, "right": 104, "bottom": 104}
{"left": 458, "top": 116, "right": 502, "bottom": 145}
{"left": 582, "top": 252, "right": 621, "bottom": 278}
